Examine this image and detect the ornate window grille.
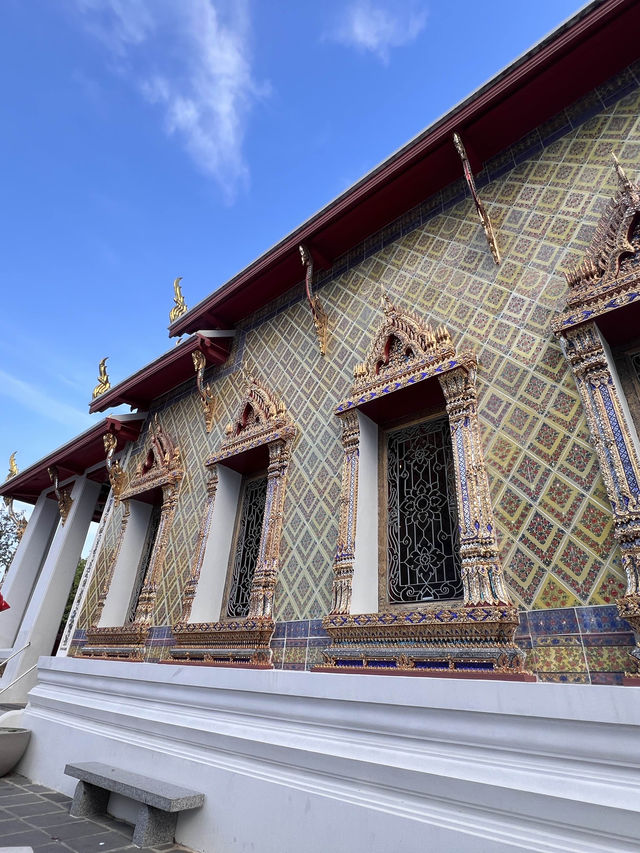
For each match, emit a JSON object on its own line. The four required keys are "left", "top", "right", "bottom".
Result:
{"left": 126, "top": 501, "right": 162, "bottom": 624}
{"left": 226, "top": 475, "right": 268, "bottom": 618}
{"left": 385, "top": 418, "right": 462, "bottom": 604}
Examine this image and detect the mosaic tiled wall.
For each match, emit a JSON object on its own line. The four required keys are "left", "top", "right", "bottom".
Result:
{"left": 76, "top": 61, "right": 640, "bottom": 679}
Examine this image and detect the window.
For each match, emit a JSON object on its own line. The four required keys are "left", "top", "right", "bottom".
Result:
{"left": 225, "top": 473, "right": 268, "bottom": 618}
{"left": 171, "top": 375, "right": 296, "bottom": 668}
{"left": 383, "top": 417, "right": 461, "bottom": 606}
{"left": 319, "top": 301, "right": 523, "bottom": 676}
{"left": 82, "top": 419, "right": 184, "bottom": 658}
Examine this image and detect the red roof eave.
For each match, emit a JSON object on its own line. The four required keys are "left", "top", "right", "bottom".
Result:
{"left": 168, "top": 0, "right": 639, "bottom": 334}
{"left": 88, "top": 333, "right": 232, "bottom": 414}
{"left": 0, "top": 416, "right": 146, "bottom": 504}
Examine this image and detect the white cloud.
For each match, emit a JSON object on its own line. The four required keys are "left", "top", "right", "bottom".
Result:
{"left": 74, "top": 0, "right": 267, "bottom": 201}
{"left": 0, "top": 370, "right": 94, "bottom": 429}
{"left": 329, "top": 1, "right": 427, "bottom": 63}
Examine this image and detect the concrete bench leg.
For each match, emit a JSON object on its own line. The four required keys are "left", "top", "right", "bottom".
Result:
{"left": 133, "top": 803, "right": 178, "bottom": 847}
{"left": 70, "top": 780, "right": 110, "bottom": 818}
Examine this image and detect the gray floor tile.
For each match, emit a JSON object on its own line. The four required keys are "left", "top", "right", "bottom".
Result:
{"left": 0, "top": 827, "right": 55, "bottom": 846}
{"left": 40, "top": 794, "right": 72, "bottom": 804}
{"left": 9, "top": 801, "right": 67, "bottom": 817}
{"left": 0, "top": 793, "right": 43, "bottom": 804}
{"left": 27, "top": 812, "right": 80, "bottom": 828}
{"left": 46, "top": 820, "right": 106, "bottom": 840}
{"left": 64, "top": 832, "right": 138, "bottom": 853}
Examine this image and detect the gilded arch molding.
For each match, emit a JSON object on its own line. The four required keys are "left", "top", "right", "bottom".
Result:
{"left": 169, "top": 374, "right": 296, "bottom": 668}
{"left": 81, "top": 418, "right": 184, "bottom": 660}
{"left": 320, "top": 299, "right": 528, "bottom": 677}
{"left": 553, "top": 158, "right": 640, "bottom": 677}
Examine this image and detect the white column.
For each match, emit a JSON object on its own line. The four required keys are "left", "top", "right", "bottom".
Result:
{"left": 0, "top": 476, "right": 100, "bottom": 703}
{"left": 57, "top": 490, "right": 115, "bottom": 656}
{"left": 0, "top": 492, "right": 59, "bottom": 650}
{"left": 351, "top": 411, "right": 379, "bottom": 614}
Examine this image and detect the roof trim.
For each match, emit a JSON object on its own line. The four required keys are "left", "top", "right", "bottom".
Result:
{"left": 169, "top": 0, "right": 637, "bottom": 336}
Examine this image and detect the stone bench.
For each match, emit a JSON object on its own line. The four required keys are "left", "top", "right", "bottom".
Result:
{"left": 64, "top": 762, "right": 204, "bottom": 847}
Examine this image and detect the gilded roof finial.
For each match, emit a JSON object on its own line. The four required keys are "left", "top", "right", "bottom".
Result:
{"left": 92, "top": 358, "right": 111, "bottom": 399}
{"left": 612, "top": 151, "right": 633, "bottom": 192}
{"left": 169, "top": 276, "right": 188, "bottom": 323}
{"left": 7, "top": 452, "right": 18, "bottom": 480}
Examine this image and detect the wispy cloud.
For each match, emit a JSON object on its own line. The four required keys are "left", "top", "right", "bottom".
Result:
{"left": 0, "top": 370, "right": 93, "bottom": 429}
{"left": 328, "top": 1, "right": 427, "bottom": 63}
{"left": 74, "top": 0, "right": 267, "bottom": 201}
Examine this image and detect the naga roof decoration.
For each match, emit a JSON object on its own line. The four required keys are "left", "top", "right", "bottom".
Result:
{"left": 555, "top": 155, "right": 640, "bottom": 331}
{"left": 337, "top": 297, "right": 473, "bottom": 414}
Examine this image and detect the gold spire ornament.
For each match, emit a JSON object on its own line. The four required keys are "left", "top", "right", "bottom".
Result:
{"left": 92, "top": 358, "right": 111, "bottom": 399}
{"left": 7, "top": 452, "right": 18, "bottom": 479}
{"left": 4, "top": 453, "right": 27, "bottom": 540}
{"left": 453, "top": 132, "right": 501, "bottom": 265}
{"left": 169, "top": 276, "right": 188, "bottom": 323}
{"left": 299, "top": 244, "right": 328, "bottom": 356}
{"left": 192, "top": 350, "right": 216, "bottom": 432}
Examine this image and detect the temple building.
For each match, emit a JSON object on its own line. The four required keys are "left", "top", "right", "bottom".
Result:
{"left": 1, "top": 2, "right": 640, "bottom": 850}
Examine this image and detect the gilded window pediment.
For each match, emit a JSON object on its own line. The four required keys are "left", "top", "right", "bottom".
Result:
{"left": 208, "top": 375, "right": 295, "bottom": 465}
{"left": 555, "top": 157, "right": 640, "bottom": 331}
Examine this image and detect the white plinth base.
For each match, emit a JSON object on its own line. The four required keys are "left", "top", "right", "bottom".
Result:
{"left": 19, "top": 657, "right": 640, "bottom": 853}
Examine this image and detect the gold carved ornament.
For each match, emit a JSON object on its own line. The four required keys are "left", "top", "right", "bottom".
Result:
{"left": 103, "top": 433, "right": 125, "bottom": 502}
{"left": 92, "top": 358, "right": 111, "bottom": 400}
{"left": 171, "top": 373, "right": 296, "bottom": 668}
{"left": 299, "top": 244, "right": 328, "bottom": 356}
{"left": 453, "top": 132, "right": 500, "bottom": 265}
{"left": 47, "top": 465, "right": 73, "bottom": 525}
{"left": 169, "top": 276, "right": 187, "bottom": 323}
{"left": 3, "top": 453, "right": 27, "bottom": 540}
{"left": 553, "top": 155, "right": 640, "bottom": 678}
{"left": 192, "top": 350, "right": 216, "bottom": 432}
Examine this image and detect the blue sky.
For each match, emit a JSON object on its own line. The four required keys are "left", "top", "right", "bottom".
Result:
{"left": 1, "top": 0, "right": 582, "bottom": 480}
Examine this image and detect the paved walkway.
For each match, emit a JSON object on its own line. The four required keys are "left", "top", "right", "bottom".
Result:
{"left": 0, "top": 773, "right": 193, "bottom": 853}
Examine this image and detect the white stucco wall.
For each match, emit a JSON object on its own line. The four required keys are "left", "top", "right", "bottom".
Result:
{"left": 17, "top": 656, "right": 640, "bottom": 853}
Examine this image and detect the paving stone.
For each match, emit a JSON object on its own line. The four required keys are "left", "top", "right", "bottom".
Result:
{"left": 23, "top": 784, "right": 56, "bottom": 794}
{"left": 0, "top": 818, "right": 29, "bottom": 834}
{"left": 40, "top": 794, "right": 72, "bottom": 805}
{"left": 27, "top": 812, "right": 80, "bottom": 828}
{"left": 0, "top": 828, "right": 54, "bottom": 846}
{"left": 8, "top": 802, "right": 67, "bottom": 817}
{"left": 0, "top": 794, "right": 42, "bottom": 805}
{"left": 30, "top": 846, "right": 70, "bottom": 853}
{"left": 46, "top": 820, "right": 104, "bottom": 841}
{"left": 63, "top": 832, "right": 138, "bottom": 853}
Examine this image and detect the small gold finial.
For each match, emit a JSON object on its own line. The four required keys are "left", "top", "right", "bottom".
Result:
{"left": 612, "top": 151, "right": 632, "bottom": 192}
{"left": 169, "top": 276, "right": 188, "bottom": 323}
{"left": 7, "top": 452, "right": 18, "bottom": 480}
{"left": 92, "top": 358, "right": 111, "bottom": 399}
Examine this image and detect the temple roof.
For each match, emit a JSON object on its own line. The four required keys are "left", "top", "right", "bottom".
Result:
{"left": 168, "top": 0, "right": 640, "bottom": 335}
{"left": 88, "top": 332, "right": 233, "bottom": 414}
{"left": 0, "top": 414, "right": 146, "bottom": 504}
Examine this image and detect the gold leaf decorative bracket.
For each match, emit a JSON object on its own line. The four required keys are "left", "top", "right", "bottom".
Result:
{"left": 192, "top": 350, "right": 216, "bottom": 432}
{"left": 299, "top": 244, "right": 328, "bottom": 356}
{"left": 453, "top": 132, "right": 501, "bottom": 265}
